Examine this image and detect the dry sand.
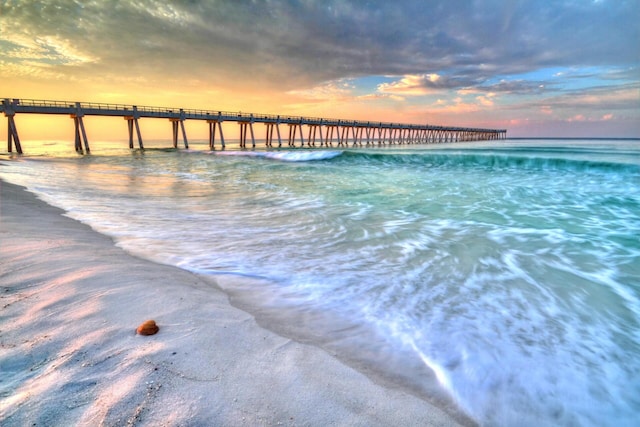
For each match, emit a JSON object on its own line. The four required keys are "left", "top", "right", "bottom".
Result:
{"left": 1, "top": 178, "right": 468, "bottom": 426}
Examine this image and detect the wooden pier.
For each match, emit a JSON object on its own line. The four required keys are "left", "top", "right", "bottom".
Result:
{"left": 2, "top": 98, "right": 507, "bottom": 154}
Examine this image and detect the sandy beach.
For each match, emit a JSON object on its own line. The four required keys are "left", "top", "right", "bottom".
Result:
{"left": 0, "top": 178, "right": 467, "bottom": 426}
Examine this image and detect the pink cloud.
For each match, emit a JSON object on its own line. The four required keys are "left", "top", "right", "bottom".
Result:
{"left": 377, "top": 74, "right": 443, "bottom": 95}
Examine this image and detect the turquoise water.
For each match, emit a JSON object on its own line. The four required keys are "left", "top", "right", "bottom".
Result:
{"left": 2, "top": 139, "right": 639, "bottom": 426}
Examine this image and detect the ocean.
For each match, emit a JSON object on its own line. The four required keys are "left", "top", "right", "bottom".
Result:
{"left": 1, "top": 138, "right": 639, "bottom": 426}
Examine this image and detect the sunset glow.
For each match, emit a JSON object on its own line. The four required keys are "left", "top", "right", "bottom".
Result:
{"left": 1, "top": 0, "right": 638, "bottom": 139}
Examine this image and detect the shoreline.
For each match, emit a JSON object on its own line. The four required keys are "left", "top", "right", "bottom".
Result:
{"left": 0, "top": 178, "right": 469, "bottom": 426}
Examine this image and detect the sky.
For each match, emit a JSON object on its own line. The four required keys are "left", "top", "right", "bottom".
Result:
{"left": 1, "top": 0, "right": 639, "bottom": 140}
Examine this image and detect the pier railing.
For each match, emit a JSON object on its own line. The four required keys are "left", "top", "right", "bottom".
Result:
{"left": 3, "top": 98, "right": 507, "bottom": 154}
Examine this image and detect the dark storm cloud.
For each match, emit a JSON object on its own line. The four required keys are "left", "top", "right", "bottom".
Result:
{"left": 1, "top": 0, "right": 638, "bottom": 90}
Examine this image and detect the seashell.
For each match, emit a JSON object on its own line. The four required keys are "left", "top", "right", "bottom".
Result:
{"left": 136, "top": 320, "right": 159, "bottom": 336}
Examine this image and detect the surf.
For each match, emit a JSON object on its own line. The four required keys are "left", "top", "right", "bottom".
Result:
{"left": 2, "top": 139, "right": 639, "bottom": 426}
{"left": 210, "top": 150, "right": 344, "bottom": 162}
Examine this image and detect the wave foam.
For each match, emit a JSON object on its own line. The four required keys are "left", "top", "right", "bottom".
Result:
{"left": 213, "top": 150, "right": 344, "bottom": 162}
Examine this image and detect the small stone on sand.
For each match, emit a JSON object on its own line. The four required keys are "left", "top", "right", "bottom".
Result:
{"left": 136, "top": 320, "right": 159, "bottom": 336}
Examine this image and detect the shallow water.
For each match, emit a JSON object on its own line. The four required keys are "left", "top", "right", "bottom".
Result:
{"left": 2, "top": 138, "right": 639, "bottom": 426}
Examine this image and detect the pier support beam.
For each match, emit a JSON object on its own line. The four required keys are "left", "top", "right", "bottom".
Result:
{"left": 350, "top": 125, "right": 358, "bottom": 146}
{"left": 288, "top": 124, "right": 296, "bottom": 147}
{"left": 3, "top": 99, "right": 22, "bottom": 154}
{"left": 170, "top": 118, "right": 189, "bottom": 149}
{"left": 171, "top": 119, "right": 179, "bottom": 148}
{"left": 207, "top": 118, "right": 225, "bottom": 149}
{"left": 71, "top": 103, "right": 90, "bottom": 153}
{"left": 265, "top": 123, "right": 274, "bottom": 147}
{"left": 181, "top": 119, "right": 189, "bottom": 149}
{"left": 72, "top": 115, "right": 90, "bottom": 153}
{"left": 125, "top": 114, "right": 144, "bottom": 149}
{"left": 325, "top": 125, "right": 337, "bottom": 146}
{"left": 287, "top": 123, "right": 304, "bottom": 147}
{"left": 298, "top": 123, "right": 305, "bottom": 146}
{"left": 238, "top": 121, "right": 255, "bottom": 148}
{"left": 239, "top": 122, "right": 247, "bottom": 148}
{"left": 276, "top": 122, "right": 282, "bottom": 147}
{"left": 6, "top": 114, "right": 23, "bottom": 154}
{"left": 307, "top": 124, "right": 321, "bottom": 147}
{"left": 338, "top": 125, "right": 349, "bottom": 147}
{"left": 357, "top": 127, "right": 364, "bottom": 146}
{"left": 388, "top": 128, "right": 395, "bottom": 144}
{"left": 219, "top": 121, "right": 226, "bottom": 148}
{"left": 126, "top": 118, "right": 134, "bottom": 148}
{"left": 207, "top": 120, "right": 216, "bottom": 149}
{"left": 265, "top": 122, "right": 281, "bottom": 147}
{"left": 135, "top": 118, "right": 144, "bottom": 149}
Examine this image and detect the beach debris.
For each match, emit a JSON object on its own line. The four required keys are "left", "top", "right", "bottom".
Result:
{"left": 136, "top": 320, "right": 159, "bottom": 336}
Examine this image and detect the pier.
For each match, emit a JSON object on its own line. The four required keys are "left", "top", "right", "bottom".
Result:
{"left": 2, "top": 98, "right": 507, "bottom": 154}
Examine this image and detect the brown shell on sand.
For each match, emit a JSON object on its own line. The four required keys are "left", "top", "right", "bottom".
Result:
{"left": 136, "top": 320, "right": 159, "bottom": 336}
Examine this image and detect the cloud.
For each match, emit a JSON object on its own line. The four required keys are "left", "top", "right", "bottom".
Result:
{"left": 376, "top": 73, "right": 477, "bottom": 95}
{"left": 567, "top": 114, "right": 586, "bottom": 122}
{"left": 0, "top": 59, "right": 67, "bottom": 80}
{"left": 476, "top": 95, "right": 494, "bottom": 107}
{"left": 565, "top": 113, "right": 619, "bottom": 123}
{"left": 540, "top": 106, "right": 553, "bottom": 115}
{"left": 476, "top": 79, "right": 551, "bottom": 94}
{"left": 406, "top": 93, "right": 500, "bottom": 116}
{"left": 521, "top": 82, "right": 640, "bottom": 113}
{"left": 0, "top": 32, "right": 98, "bottom": 67}
{"left": 0, "top": 0, "right": 637, "bottom": 136}
{"left": 287, "top": 79, "right": 355, "bottom": 101}
{"left": 1, "top": 0, "right": 637, "bottom": 92}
